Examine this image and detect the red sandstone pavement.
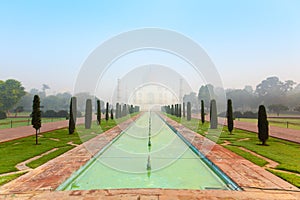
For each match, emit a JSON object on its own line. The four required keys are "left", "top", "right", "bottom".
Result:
{"left": 192, "top": 114, "right": 300, "bottom": 144}
{"left": 0, "top": 118, "right": 85, "bottom": 143}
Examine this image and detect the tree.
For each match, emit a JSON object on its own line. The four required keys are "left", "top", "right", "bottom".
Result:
{"left": 0, "top": 79, "right": 26, "bottom": 112}
{"left": 227, "top": 99, "right": 234, "bottom": 134}
{"left": 111, "top": 108, "right": 114, "bottom": 120}
{"left": 187, "top": 102, "right": 191, "bottom": 121}
{"left": 198, "top": 84, "right": 215, "bottom": 110}
{"left": 31, "top": 95, "right": 41, "bottom": 144}
{"left": 97, "top": 100, "right": 101, "bottom": 125}
{"left": 201, "top": 100, "right": 205, "bottom": 124}
{"left": 258, "top": 105, "right": 269, "bottom": 145}
{"left": 105, "top": 102, "right": 109, "bottom": 121}
{"left": 255, "top": 77, "right": 295, "bottom": 105}
{"left": 268, "top": 104, "right": 289, "bottom": 116}
{"left": 294, "top": 106, "right": 300, "bottom": 113}
{"left": 68, "top": 97, "right": 76, "bottom": 134}
{"left": 115, "top": 103, "right": 119, "bottom": 119}
{"left": 14, "top": 106, "right": 24, "bottom": 116}
{"left": 182, "top": 102, "right": 185, "bottom": 118}
{"left": 183, "top": 92, "right": 199, "bottom": 112}
{"left": 210, "top": 99, "right": 218, "bottom": 129}
{"left": 85, "top": 99, "right": 92, "bottom": 129}
{"left": 42, "top": 84, "right": 50, "bottom": 97}
{"left": 171, "top": 105, "right": 174, "bottom": 115}
{"left": 178, "top": 104, "right": 182, "bottom": 118}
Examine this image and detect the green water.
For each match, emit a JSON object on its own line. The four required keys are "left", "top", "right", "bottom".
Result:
{"left": 59, "top": 112, "right": 231, "bottom": 190}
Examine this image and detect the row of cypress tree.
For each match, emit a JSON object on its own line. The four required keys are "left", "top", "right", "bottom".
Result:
{"left": 161, "top": 99, "right": 269, "bottom": 145}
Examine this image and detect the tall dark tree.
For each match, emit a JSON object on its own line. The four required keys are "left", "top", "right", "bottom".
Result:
{"left": 171, "top": 105, "right": 174, "bottom": 115}
{"left": 85, "top": 99, "right": 92, "bottom": 129}
{"left": 111, "top": 108, "right": 114, "bottom": 120}
{"left": 68, "top": 97, "right": 76, "bottom": 134}
{"left": 182, "top": 102, "right": 185, "bottom": 118}
{"left": 210, "top": 99, "right": 218, "bottom": 129}
{"left": 118, "top": 104, "right": 122, "bottom": 117}
{"left": 31, "top": 95, "right": 41, "bottom": 144}
{"left": 105, "top": 102, "right": 109, "bottom": 121}
{"left": 178, "top": 104, "right": 182, "bottom": 118}
{"left": 97, "top": 100, "right": 101, "bottom": 125}
{"left": 258, "top": 105, "right": 269, "bottom": 145}
{"left": 115, "top": 103, "right": 119, "bottom": 119}
{"left": 201, "top": 100, "right": 205, "bottom": 124}
{"left": 227, "top": 99, "right": 234, "bottom": 134}
{"left": 187, "top": 102, "right": 191, "bottom": 121}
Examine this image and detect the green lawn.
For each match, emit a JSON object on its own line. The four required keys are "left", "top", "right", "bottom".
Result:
{"left": 237, "top": 117, "right": 300, "bottom": 130}
{"left": 0, "top": 117, "right": 66, "bottom": 129}
{"left": 267, "top": 169, "right": 300, "bottom": 188}
{"left": 0, "top": 114, "right": 137, "bottom": 175}
{"left": 0, "top": 172, "right": 27, "bottom": 186}
{"left": 166, "top": 114, "right": 300, "bottom": 188}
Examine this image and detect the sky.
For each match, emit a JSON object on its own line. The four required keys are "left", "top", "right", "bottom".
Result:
{"left": 0, "top": 0, "right": 300, "bottom": 96}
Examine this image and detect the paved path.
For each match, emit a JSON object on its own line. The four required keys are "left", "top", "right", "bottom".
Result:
{"left": 0, "top": 118, "right": 85, "bottom": 143}
{"left": 192, "top": 114, "right": 300, "bottom": 144}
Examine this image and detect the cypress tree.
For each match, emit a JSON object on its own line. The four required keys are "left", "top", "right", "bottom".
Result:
{"left": 201, "top": 100, "right": 205, "bottom": 124}
{"left": 69, "top": 97, "right": 76, "bottom": 134}
{"left": 258, "top": 105, "right": 269, "bottom": 145}
{"left": 31, "top": 95, "right": 41, "bottom": 144}
{"left": 183, "top": 102, "right": 186, "bottom": 118}
{"left": 72, "top": 97, "right": 77, "bottom": 124}
{"left": 97, "top": 100, "right": 101, "bottom": 125}
{"left": 111, "top": 108, "right": 114, "bottom": 120}
{"left": 171, "top": 105, "right": 174, "bottom": 115}
{"left": 85, "top": 99, "right": 92, "bottom": 129}
{"left": 210, "top": 99, "right": 218, "bottom": 129}
{"left": 119, "top": 104, "right": 122, "bottom": 117}
{"left": 187, "top": 102, "right": 191, "bottom": 121}
{"left": 178, "top": 104, "right": 182, "bottom": 118}
{"left": 227, "top": 99, "right": 234, "bottom": 134}
{"left": 105, "top": 102, "right": 109, "bottom": 121}
{"left": 116, "top": 103, "right": 119, "bottom": 119}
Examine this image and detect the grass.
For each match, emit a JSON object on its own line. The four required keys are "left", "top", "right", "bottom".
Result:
{"left": 0, "top": 114, "right": 138, "bottom": 175}
{"left": 0, "top": 117, "right": 66, "bottom": 129}
{"left": 0, "top": 172, "right": 27, "bottom": 186}
{"left": 237, "top": 117, "right": 300, "bottom": 130}
{"left": 225, "top": 145, "right": 268, "bottom": 167}
{"left": 267, "top": 169, "right": 300, "bottom": 188}
{"left": 166, "top": 114, "right": 300, "bottom": 187}
{"left": 26, "top": 146, "right": 73, "bottom": 169}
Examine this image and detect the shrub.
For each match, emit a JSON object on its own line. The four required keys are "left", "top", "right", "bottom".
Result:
{"left": 233, "top": 111, "right": 243, "bottom": 118}
{"left": 0, "top": 111, "right": 7, "bottom": 120}
{"left": 57, "top": 110, "right": 68, "bottom": 118}
{"left": 243, "top": 111, "right": 257, "bottom": 118}
{"left": 43, "top": 110, "right": 57, "bottom": 117}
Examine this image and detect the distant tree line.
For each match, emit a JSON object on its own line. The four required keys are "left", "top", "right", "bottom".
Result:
{"left": 181, "top": 76, "right": 300, "bottom": 115}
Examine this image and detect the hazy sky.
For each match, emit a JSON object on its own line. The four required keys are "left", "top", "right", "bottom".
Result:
{"left": 1, "top": 0, "right": 299, "bottom": 95}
